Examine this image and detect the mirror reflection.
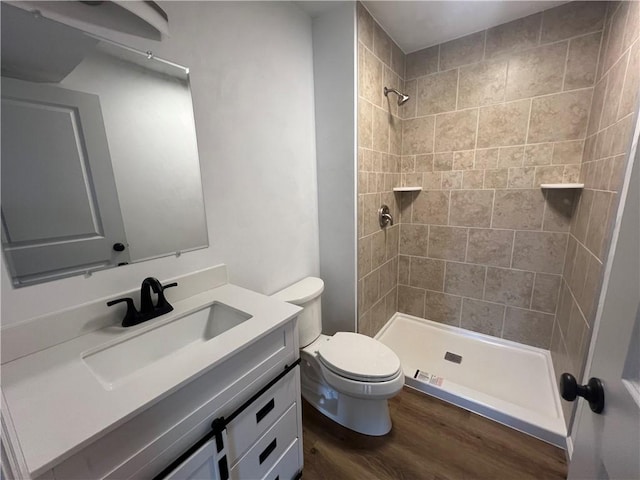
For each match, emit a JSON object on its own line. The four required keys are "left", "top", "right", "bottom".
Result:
{"left": 1, "top": 3, "right": 209, "bottom": 287}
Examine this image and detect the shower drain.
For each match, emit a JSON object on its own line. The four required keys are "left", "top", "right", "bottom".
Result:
{"left": 444, "top": 352, "right": 462, "bottom": 364}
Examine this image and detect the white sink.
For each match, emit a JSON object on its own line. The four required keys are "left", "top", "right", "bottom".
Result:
{"left": 82, "top": 302, "right": 252, "bottom": 389}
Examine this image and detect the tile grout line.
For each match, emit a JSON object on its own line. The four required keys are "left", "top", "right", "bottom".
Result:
{"left": 560, "top": 38, "right": 571, "bottom": 92}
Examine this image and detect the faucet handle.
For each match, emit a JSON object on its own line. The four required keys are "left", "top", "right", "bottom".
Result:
{"left": 107, "top": 297, "right": 140, "bottom": 327}
{"left": 156, "top": 282, "right": 178, "bottom": 312}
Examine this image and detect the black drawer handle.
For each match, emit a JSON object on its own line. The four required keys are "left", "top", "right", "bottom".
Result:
{"left": 256, "top": 398, "right": 275, "bottom": 423}
{"left": 259, "top": 438, "right": 277, "bottom": 465}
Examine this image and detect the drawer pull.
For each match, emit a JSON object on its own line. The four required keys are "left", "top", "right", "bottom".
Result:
{"left": 256, "top": 398, "right": 275, "bottom": 423}
{"left": 218, "top": 455, "right": 229, "bottom": 480}
{"left": 259, "top": 438, "right": 277, "bottom": 465}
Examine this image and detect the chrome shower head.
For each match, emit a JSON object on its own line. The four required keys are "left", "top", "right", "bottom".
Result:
{"left": 384, "top": 86, "right": 410, "bottom": 106}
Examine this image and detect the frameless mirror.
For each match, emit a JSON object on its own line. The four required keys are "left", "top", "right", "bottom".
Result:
{"left": 1, "top": 3, "right": 209, "bottom": 287}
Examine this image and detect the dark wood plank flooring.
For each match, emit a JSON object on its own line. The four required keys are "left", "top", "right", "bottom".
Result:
{"left": 301, "top": 387, "right": 567, "bottom": 480}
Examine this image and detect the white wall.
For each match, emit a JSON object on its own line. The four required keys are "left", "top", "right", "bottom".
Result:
{"left": 312, "top": 3, "right": 357, "bottom": 335}
{"left": 1, "top": 1, "right": 319, "bottom": 325}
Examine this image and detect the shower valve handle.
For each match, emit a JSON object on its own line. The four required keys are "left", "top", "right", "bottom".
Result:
{"left": 559, "top": 373, "right": 605, "bottom": 414}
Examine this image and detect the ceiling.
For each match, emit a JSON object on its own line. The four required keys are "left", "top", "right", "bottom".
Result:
{"left": 362, "top": 1, "right": 567, "bottom": 53}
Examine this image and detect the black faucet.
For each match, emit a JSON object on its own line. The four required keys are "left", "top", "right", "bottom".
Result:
{"left": 107, "top": 277, "right": 178, "bottom": 327}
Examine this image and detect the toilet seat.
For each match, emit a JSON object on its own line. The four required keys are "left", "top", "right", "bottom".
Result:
{"left": 317, "top": 332, "right": 402, "bottom": 382}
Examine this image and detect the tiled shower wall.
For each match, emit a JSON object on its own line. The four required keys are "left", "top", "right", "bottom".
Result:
{"left": 395, "top": 2, "right": 607, "bottom": 349}
{"left": 356, "top": 4, "right": 405, "bottom": 336}
{"left": 551, "top": 0, "right": 639, "bottom": 425}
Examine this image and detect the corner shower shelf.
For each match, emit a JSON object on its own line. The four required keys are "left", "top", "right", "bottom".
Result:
{"left": 393, "top": 186, "right": 423, "bottom": 192}
{"left": 540, "top": 183, "right": 584, "bottom": 189}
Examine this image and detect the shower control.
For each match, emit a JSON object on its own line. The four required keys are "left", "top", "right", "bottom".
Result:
{"left": 559, "top": 373, "right": 605, "bottom": 414}
{"left": 378, "top": 205, "right": 394, "bottom": 228}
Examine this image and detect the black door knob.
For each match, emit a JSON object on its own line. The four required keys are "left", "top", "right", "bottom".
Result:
{"left": 113, "top": 243, "right": 126, "bottom": 252}
{"left": 560, "top": 373, "right": 605, "bottom": 414}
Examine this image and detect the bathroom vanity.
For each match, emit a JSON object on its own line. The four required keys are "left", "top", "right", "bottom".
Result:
{"left": 1, "top": 265, "right": 304, "bottom": 480}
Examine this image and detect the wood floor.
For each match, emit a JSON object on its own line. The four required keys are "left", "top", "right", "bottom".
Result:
{"left": 301, "top": 387, "right": 567, "bottom": 480}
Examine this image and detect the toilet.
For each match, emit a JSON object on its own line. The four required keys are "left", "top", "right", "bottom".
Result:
{"left": 272, "top": 277, "right": 404, "bottom": 436}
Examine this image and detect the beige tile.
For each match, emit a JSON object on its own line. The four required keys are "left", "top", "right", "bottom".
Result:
{"left": 423, "top": 172, "right": 442, "bottom": 190}
{"left": 358, "top": 171, "right": 368, "bottom": 195}
{"left": 386, "top": 224, "right": 399, "bottom": 260}
{"left": 524, "top": 143, "right": 554, "bottom": 166}
{"left": 492, "top": 189, "right": 545, "bottom": 230}
{"left": 391, "top": 41, "right": 405, "bottom": 78}
{"left": 398, "top": 255, "right": 410, "bottom": 284}
{"left": 439, "top": 31, "right": 485, "bottom": 70}
{"left": 532, "top": 273, "right": 562, "bottom": 313}
{"left": 571, "top": 189, "right": 594, "bottom": 242}
{"left": 564, "top": 164, "right": 581, "bottom": 183}
{"left": 417, "top": 69, "right": 458, "bottom": 115}
{"left": 552, "top": 140, "right": 584, "bottom": 165}
{"left": 585, "top": 191, "right": 613, "bottom": 261}
{"left": 563, "top": 235, "right": 578, "bottom": 284}
{"left": 402, "top": 116, "right": 435, "bottom": 155}
{"left": 602, "top": 2, "right": 629, "bottom": 75}
{"left": 425, "top": 291, "right": 462, "bottom": 326}
{"left": 358, "top": 99, "right": 373, "bottom": 149}
{"left": 467, "top": 228, "right": 514, "bottom": 267}
{"left": 384, "top": 66, "right": 402, "bottom": 117}
{"left": 373, "top": 23, "right": 392, "bottom": 66}
{"left": 412, "top": 190, "right": 449, "bottom": 225}
{"left": 433, "top": 152, "right": 453, "bottom": 171}
{"left": 461, "top": 298, "right": 505, "bottom": 337}
{"left": 619, "top": 40, "right": 640, "bottom": 119}
{"left": 579, "top": 254, "right": 603, "bottom": 325}
{"left": 357, "top": 3, "right": 374, "bottom": 50}
{"left": 462, "top": 170, "right": 484, "bottom": 189}
{"left": 484, "top": 169, "right": 508, "bottom": 188}
{"left": 528, "top": 89, "right": 593, "bottom": 142}
{"left": 475, "top": 148, "right": 500, "bottom": 169}
{"left": 508, "top": 167, "right": 536, "bottom": 188}
{"left": 371, "top": 230, "right": 386, "bottom": 269}
{"left": 565, "top": 32, "right": 602, "bottom": 90}
{"left": 543, "top": 1, "right": 606, "bottom": 43}
{"left": 362, "top": 192, "right": 381, "bottom": 235}
{"left": 358, "top": 309, "right": 372, "bottom": 336}
{"left": 428, "top": 226, "right": 468, "bottom": 261}
{"left": 399, "top": 224, "right": 429, "bottom": 256}
{"left": 588, "top": 77, "right": 607, "bottom": 136}
{"left": 449, "top": 190, "right": 494, "bottom": 227}
{"left": 410, "top": 257, "right": 446, "bottom": 291}
{"left": 566, "top": 301, "right": 587, "bottom": 371}
{"left": 608, "top": 153, "right": 628, "bottom": 192}
{"left": 534, "top": 165, "right": 565, "bottom": 186}
{"left": 623, "top": 0, "right": 640, "bottom": 50}
{"left": 512, "top": 231, "right": 568, "bottom": 274}
{"left": 361, "top": 47, "right": 383, "bottom": 107}
{"left": 543, "top": 189, "right": 576, "bottom": 232}
{"left": 398, "top": 285, "right": 425, "bottom": 317}
{"left": 442, "top": 171, "right": 463, "bottom": 189}
{"left": 435, "top": 109, "right": 478, "bottom": 152}
{"left": 458, "top": 59, "right": 508, "bottom": 109}
{"left": 358, "top": 236, "right": 372, "bottom": 280}
{"left": 403, "top": 173, "right": 423, "bottom": 189}
{"left": 485, "top": 13, "right": 542, "bottom": 59}
{"left": 362, "top": 268, "right": 380, "bottom": 312}
{"left": 453, "top": 151, "right": 475, "bottom": 170}
{"left": 498, "top": 146, "right": 525, "bottom": 168}
{"left": 384, "top": 287, "right": 398, "bottom": 321}
{"left": 600, "top": 52, "right": 628, "bottom": 129}
{"left": 503, "top": 307, "right": 554, "bottom": 348}
{"left": 415, "top": 154, "right": 434, "bottom": 172}
{"left": 384, "top": 173, "right": 401, "bottom": 191}
{"left": 477, "top": 99, "right": 530, "bottom": 147}
{"left": 485, "top": 267, "right": 535, "bottom": 308}
{"left": 568, "top": 243, "right": 590, "bottom": 301}
{"left": 389, "top": 115, "right": 402, "bottom": 155}
{"left": 401, "top": 156, "right": 416, "bottom": 173}
{"left": 406, "top": 46, "right": 439, "bottom": 80}
{"left": 372, "top": 106, "right": 390, "bottom": 152}
{"left": 444, "top": 262, "right": 486, "bottom": 299}
{"left": 380, "top": 257, "right": 398, "bottom": 296}
{"left": 401, "top": 79, "right": 418, "bottom": 119}
{"left": 505, "top": 42, "right": 567, "bottom": 100}
{"left": 369, "top": 297, "right": 389, "bottom": 336}
{"left": 556, "top": 281, "right": 572, "bottom": 338}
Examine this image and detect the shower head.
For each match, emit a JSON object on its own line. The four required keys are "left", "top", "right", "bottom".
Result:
{"left": 384, "top": 86, "right": 410, "bottom": 106}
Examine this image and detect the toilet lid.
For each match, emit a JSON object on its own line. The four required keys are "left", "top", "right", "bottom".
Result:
{"left": 317, "top": 332, "right": 401, "bottom": 382}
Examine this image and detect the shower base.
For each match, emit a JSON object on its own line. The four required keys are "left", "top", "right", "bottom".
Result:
{"left": 376, "top": 313, "right": 567, "bottom": 448}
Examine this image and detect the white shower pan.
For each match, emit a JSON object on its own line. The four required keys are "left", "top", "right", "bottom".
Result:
{"left": 376, "top": 313, "right": 567, "bottom": 447}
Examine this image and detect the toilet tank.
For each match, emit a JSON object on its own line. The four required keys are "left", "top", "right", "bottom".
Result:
{"left": 272, "top": 277, "right": 324, "bottom": 347}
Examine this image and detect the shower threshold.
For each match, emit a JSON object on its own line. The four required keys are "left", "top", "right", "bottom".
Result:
{"left": 376, "top": 313, "right": 567, "bottom": 448}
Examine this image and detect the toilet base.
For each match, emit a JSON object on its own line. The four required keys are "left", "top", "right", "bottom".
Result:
{"left": 302, "top": 388, "right": 392, "bottom": 436}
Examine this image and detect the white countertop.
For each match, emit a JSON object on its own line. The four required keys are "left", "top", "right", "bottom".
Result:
{"left": 1, "top": 282, "right": 301, "bottom": 477}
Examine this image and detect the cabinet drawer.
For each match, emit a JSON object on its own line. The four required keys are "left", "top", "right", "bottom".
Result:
{"left": 230, "top": 403, "right": 298, "bottom": 480}
{"left": 226, "top": 367, "right": 298, "bottom": 466}
{"left": 261, "top": 438, "right": 300, "bottom": 480}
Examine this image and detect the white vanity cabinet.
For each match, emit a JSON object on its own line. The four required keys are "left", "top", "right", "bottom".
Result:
{"left": 1, "top": 266, "right": 304, "bottom": 480}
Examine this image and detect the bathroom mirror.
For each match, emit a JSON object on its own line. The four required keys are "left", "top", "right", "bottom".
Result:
{"left": 1, "top": 3, "right": 209, "bottom": 287}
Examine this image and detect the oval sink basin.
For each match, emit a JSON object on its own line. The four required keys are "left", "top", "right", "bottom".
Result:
{"left": 82, "top": 302, "right": 252, "bottom": 389}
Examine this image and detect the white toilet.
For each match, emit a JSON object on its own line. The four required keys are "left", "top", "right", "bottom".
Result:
{"left": 272, "top": 277, "right": 404, "bottom": 436}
